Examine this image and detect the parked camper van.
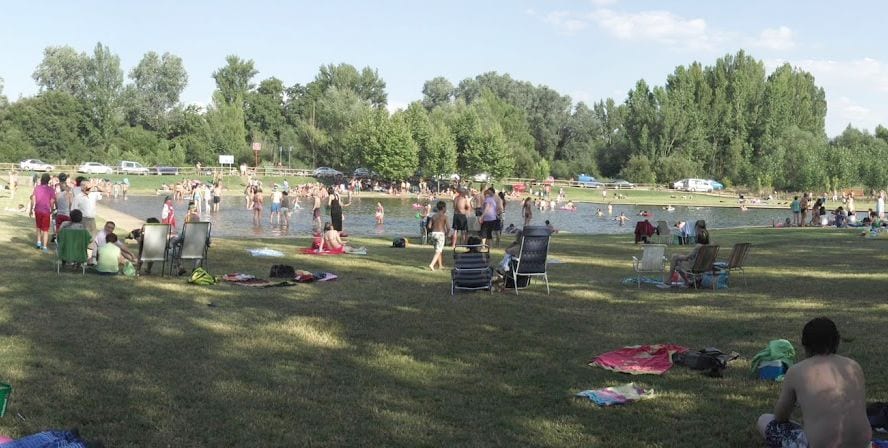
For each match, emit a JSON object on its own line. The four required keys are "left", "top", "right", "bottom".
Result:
{"left": 673, "top": 178, "right": 713, "bottom": 192}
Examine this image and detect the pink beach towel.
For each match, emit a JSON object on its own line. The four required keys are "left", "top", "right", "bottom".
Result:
{"left": 591, "top": 344, "right": 688, "bottom": 375}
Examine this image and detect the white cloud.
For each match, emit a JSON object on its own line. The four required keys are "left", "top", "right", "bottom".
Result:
{"left": 386, "top": 100, "right": 409, "bottom": 114}
{"left": 589, "top": 0, "right": 620, "bottom": 6}
{"left": 768, "top": 57, "right": 888, "bottom": 135}
{"left": 782, "top": 57, "right": 888, "bottom": 92}
{"left": 751, "top": 26, "right": 796, "bottom": 51}
{"left": 544, "top": 11, "right": 590, "bottom": 33}
{"left": 540, "top": 8, "right": 720, "bottom": 50}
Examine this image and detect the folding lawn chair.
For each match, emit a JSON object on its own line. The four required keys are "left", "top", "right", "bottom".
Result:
{"left": 451, "top": 244, "right": 494, "bottom": 295}
{"left": 507, "top": 225, "right": 551, "bottom": 295}
{"left": 715, "top": 243, "right": 751, "bottom": 286}
{"left": 56, "top": 228, "right": 92, "bottom": 275}
{"left": 138, "top": 223, "right": 171, "bottom": 276}
{"left": 170, "top": 221, "right": 211, "bottom": 275}
{"left": 682, "top": 245, "right": 720, "bottom": 290}
{"left": 632, "top": 244, "right": 668, "bottom": 287}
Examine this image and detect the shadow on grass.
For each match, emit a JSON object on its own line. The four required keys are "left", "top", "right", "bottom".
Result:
{"left": 0, "top": 214, "right": 887, "bottom": 446}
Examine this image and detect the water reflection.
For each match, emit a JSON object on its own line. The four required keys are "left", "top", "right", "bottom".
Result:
{"left": 103, "top": 195, "right": 791, "bottom": 238}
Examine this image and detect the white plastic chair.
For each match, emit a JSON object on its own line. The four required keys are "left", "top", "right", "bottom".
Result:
{"left": 632, "top": 244, "right": 668, "bottom": 287}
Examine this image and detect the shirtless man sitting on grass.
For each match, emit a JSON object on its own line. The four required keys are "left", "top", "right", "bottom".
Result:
{"left": 756, "top": 317, "right": 871, "bottom": 448}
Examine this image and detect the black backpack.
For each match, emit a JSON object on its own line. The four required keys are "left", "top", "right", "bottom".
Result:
{"left": 392, "top": 238, "right": 406, "bottom": 248}
{"left": 269, "top": 264, "right": 296, "bottom": 278}
{"left": 673, "top": 347, "right": 739, "bottom": 377}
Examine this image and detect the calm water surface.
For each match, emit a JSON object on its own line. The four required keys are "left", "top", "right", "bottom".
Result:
{"left": 103, "top": 195, "right": 792, "bottom": 238}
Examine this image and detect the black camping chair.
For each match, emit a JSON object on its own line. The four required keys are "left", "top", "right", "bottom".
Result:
{"left": 507, "top": 225, "right": 551, "bottom": 295}
{"left": 451, "top": 244, "right": 494, "bottom": 295}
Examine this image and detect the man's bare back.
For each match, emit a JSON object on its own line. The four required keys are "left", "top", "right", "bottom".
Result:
{"left": 454, "top": 194, "right": 470, "bottom": 215}
{"left": 778, "top": 355, "right": 871, "bottom": 447}
{"left": 430, "top": 211, "right": 449, "bottom": 233}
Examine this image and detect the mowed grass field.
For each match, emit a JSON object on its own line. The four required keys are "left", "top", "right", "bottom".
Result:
{"left": 0, "top": 188, "right": 887, "bottom": 446}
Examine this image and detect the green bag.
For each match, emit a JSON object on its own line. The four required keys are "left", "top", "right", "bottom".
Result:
{"left": 188, "top": 267, "right": 216, "bottom": 285}
{"left": 122, "top": 261, "right": 137, "bottom": 277}
{"left": 0, "top": 383, "right": 10, "bottom": 417}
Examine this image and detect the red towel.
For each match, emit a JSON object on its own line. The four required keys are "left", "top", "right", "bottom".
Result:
{"left": 591, "top": 344, "right": 688, "bottom": 375}
{"left": 300, "top": 246, "right": 346, "bottom": 255}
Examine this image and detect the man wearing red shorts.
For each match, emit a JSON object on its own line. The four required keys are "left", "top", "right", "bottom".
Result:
{"left": 29, "top": 173, "right": 56, "bottom": 252}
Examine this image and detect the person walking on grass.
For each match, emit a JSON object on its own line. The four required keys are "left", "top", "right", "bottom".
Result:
{"left": 29, "top": 173, "right": 55, "bottom": 252}
{"left": 428, "top": 201, "right": 450, "bottom": 271}
{"left": 756, "top": 317, "right": 871, "bottom": 448}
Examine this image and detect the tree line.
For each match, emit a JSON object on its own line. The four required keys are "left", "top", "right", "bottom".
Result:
{"left": 0, "top": 44, "right": 886, "bottom": 191}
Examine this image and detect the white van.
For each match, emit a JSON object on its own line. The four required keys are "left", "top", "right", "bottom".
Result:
{"left": 673, "top": 178, "right": 712, "bottom": 192}
{"left": 118, "top": 161, "right": 149, "bottom": 175}
{"left": 686, "top": 178, "right": 713, "bottom": 192}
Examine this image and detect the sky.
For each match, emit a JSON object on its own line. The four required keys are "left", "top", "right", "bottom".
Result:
{"left": 1, "top": 0, "right": 885, "bottom": 136}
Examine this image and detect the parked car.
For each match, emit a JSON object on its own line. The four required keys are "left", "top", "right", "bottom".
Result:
{"left": 154, "top": 166, "right": 180, "bottom": 175}
{"left": 609, "top": 179, "right": 636, "bottom": 189}
{"left": 19, "top": 159, "right": 54, "bottom": 172}
{"left": 675, "top": 178, "right": 713, "bottom": 192}
{"left": 472, "top": 172, "right": 491, "bottom": 182}
{"left": 78, "top": 162, "right": 114, "bottom": 175}
{"left": 117, "top": 161, "right": 149, "bottom": 175}
{"left": 707, "top": 180, "right": 725, "bottom": 190}
{"left": 577, "top": 174, "right": 602, "bottom": 188}
{"left": 313, "top": 167, "right": 342, "bottom": 178}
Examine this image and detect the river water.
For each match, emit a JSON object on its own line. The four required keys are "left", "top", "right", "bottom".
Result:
{"left": 101, "top": 195, "right": 794, "bottom": 238}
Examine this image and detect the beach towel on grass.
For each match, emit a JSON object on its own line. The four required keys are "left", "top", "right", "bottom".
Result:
{"left": 300, "top": 246, "right": 346, "bottom": 255}
{"left": 621, "top": 277, "right": 666, "bottom": 286}
{"left": 591, "top": 344, "right": 688, "bottom": 375}
{"left": 247, "top": 248, "right": 285, "bottom": 257}
{"left": 0, "top": 430, "right": 88, "bottom": 448}
{"left": 575, "top": 382, "right": 654, "bottom": 406}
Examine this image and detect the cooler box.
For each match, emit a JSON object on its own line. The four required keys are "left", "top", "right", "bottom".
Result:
{"left": 758, "top": 360, "right": 787, "bottom": 380}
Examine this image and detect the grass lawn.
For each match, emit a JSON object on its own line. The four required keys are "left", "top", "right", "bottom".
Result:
{"left": 0, "top": 189, "right": 887, "bottom": 446}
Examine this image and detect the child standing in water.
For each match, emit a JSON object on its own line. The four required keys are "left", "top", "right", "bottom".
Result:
{"left": 375, "top": 202, "right": 385, "bottom": 225}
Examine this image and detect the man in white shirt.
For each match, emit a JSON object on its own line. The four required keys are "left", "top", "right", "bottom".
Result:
{"left": 71, "top": 177, "right": 101, "bottom": 235}
{"left": 88, "top": 221, "right": 135, "bottom": 264}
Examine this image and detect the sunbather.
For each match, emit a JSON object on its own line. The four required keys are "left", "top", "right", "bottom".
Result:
{"left": 668, "top": 228, "right": 710, "bottom": 282}
{"left": 317, "top": 222, "right": 364, "bottom": 254}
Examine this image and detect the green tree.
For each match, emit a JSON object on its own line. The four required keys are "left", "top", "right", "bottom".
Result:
{"left": 422, "top": 76, "right": 454, "bottom": 110}
{"left": 620, "top": 154, "right": 656, "bottom": 184}
{"left": 126, "top": 51, "right": 188, "bottom": 132}
{"left": 348, "top": 109, "right": 418, "bottom": 180}
{"left": 245, "top": 77, "right": 287, "bottom": 160}
{"left": 212, "top": 55, "right": 258, "bottom": 107}
{"left": 32, "top": 46, "right": 88, "bottom": 96}
{"left": 205, "top": 93, "right": 249, "bottom": 164}
{"left": 5, "top": 91, "right": 88, "bottom": 161}
{"left": 310, "top": 63, "right": 387, "bottom": 108}
{"left": 82, "top": 42, "right": 124, "bottom": 149}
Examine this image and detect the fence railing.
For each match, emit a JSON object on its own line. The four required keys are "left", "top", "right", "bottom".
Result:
{"left": 0, "top": 163, "right": 315, "bottom": 178}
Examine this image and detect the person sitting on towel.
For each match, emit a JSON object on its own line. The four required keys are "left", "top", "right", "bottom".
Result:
{"left": 317, "top": 222, "right": 364, "bottom": 254}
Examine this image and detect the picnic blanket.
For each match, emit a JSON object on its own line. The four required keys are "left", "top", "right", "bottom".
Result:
{"left": 0, "top": 430, "right": 88, "bottom": 448}
{"left": 591, "top": 344, "right": 688, "bottom": 375}
{"left": 621, "top": 276, "right": 666, "bottom": 286}
{"left": 300, "top": 246, "right": 346, "bottom": 255}
{"left": 575, "top": 382, "right": 654, "bottom": 406}
{"left": 221, "top": 271, "right": 337, "bottom": 286}
{"left": 247, "top": 248, "right": 285, "bottom": 257}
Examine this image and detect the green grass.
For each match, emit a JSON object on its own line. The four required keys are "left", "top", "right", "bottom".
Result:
{"left": 1, "top": 189, "right": 887, "bottom": 446}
